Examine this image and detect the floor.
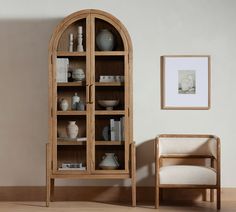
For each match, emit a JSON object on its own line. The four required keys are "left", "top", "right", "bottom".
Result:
{"left": 0, "top": 201, "right": 235, "bottom": 212}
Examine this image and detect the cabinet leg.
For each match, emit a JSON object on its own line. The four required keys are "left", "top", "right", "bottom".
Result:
{"left": 131, "top": 142, "right": 136, "bottom": 207}
{"left": 46, "top": 175, "right": 51, "bottom": 207}
{"left": 46, "top": 143, "right": 51, "bottom": 207}
{"left": 131, "top": 175, "right": 136, "bottom": 207}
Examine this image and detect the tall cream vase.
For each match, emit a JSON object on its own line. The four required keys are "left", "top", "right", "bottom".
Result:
{"left": 66, "top": 121, "right": 79, "bottom": 139}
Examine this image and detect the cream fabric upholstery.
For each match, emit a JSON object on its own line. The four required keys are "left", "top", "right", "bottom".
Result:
{"left": 159, "top": 165, "right": 216, "bottom": 185}
{"left": 159, "top": 137, "right": 217, "bottom": 158}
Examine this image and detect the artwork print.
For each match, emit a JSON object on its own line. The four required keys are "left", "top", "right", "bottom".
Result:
{"left": 178, "top": 70, "right": 196, "bottom": 94}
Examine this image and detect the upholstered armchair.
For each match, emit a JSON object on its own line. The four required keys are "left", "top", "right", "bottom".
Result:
{"left": 155, "top": 134, "right": 221, "bottom": 210}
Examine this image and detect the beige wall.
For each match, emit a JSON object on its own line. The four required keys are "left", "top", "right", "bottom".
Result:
{"left": 0, "top": 0, "right": 235, "bottom": 187}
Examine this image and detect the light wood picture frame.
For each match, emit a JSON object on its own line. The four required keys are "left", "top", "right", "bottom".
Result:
{"left": 161, "top": 55, "right": 211, "bottom": 110}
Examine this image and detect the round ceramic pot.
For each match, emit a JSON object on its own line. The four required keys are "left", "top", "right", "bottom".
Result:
{"left": 96, "top": 29, "right": 115, "bottom": 51}
{"left": 99, "top": 153, "right": 119, "bottom": 170}
{"left": 60, "top": 99, "right": 69, "bottom": 111}
{"left": 66, "top": 121, "right": 79, "bottom": 139}
{"left": 72, "top": 68, "right": 85, "bottom": 82}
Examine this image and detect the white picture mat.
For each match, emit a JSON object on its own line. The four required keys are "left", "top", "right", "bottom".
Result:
{"left": 164, "top": 57, "right": 209, "bottom": 107}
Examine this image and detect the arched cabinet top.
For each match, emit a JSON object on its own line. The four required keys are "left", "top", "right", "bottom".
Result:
{"left": 49, "top": 9, "right": 132, "bottom": 54}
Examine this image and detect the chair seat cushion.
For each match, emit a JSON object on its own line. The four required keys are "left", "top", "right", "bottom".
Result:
{"left": 159, "top": 165, "right": 216, "bottom": 185}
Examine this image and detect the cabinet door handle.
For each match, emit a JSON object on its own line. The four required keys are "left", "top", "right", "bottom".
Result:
{"left": 89, "top": 84, "right": 93, "bottom": 104}
{"left": 86, "top": 84, "right": 90, "bottom": 104}
{"left": 86, "top": 84, "right": 93, "bottom": 104}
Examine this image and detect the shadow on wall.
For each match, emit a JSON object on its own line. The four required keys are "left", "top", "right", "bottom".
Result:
{"left": 0, "top": 18, "right": 62, "bottom": 186}
{"left": 136, "top": 139, "right": 155, "bottom": 186}
{"left": 0, "top": 18, "right": 207, "bottom": 203}
{"left": 136, "top": 139, "right": 156, "bottom": 202}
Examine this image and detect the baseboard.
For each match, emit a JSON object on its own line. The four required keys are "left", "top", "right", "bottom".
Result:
{"left": 0, "top": 186, "right": 235, "bottom": 202}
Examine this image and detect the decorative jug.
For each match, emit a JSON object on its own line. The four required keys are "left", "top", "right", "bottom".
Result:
{"left": 96, "top": 29, "right": 115, "bottom": 51}
{"left": 99, "top": 153, "right": 119, "bottom": 170}
{"left": 59, "top": 98, "right": 69, "bottom": 111}
{"left": 71, "top": 93, "right": 80, "bottom": 110}
{"left": 66, "top": 121, "right": 79, "bottom": 139}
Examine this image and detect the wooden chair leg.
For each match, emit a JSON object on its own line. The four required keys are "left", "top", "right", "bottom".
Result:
{"left": 210, "top": 189, "right": 214, "bottom": 202}
{"left": 160, "top": 188, "right": 163, "bottom": 202}
{"left": 155, "top": 186, "right": 159, "bottom": 209}
{"left": 202, "top": 189, "right": 207, "bottom": 201}
{"left": 50, "top": 178, "right": 55, "bottom": 202}
{"left": 217, "top": 188, "right": 221, "bottom": 210}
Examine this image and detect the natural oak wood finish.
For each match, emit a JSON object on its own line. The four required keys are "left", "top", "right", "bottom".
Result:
{"left": 95, "top": 141, "right": 124, "bottom": 145}
{"left": 57, "top": 140, "right": 86, "bottom": 145}
{"left": 57, "top": 51, "right": 86, "bottom": 56}
{"left": 57, "top": 82, "right": 85, "bottom": 87}
{"left": 47, "top": 9, "right": 135, "bottom": 207}
{"left": 155, "top": 134, "right": 221, "bottom": 210}
{"left": 57, "top": 111, "right": 87, "bottom": 115}
{"left": 95, "top": 82, "right": 124, "bottom": 86}
{"left": 95, "top": 110, "right": 125, "bottom": 115}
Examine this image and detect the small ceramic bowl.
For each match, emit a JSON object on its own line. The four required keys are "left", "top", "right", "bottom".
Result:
{"left": 98, "top": 100, "right": 119, "bottom": 110}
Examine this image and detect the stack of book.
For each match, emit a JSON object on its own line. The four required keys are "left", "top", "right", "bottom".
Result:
{"left": 110, "top": 117, "right": 125, "bottom": 141}
{"left": 56, "top": 58, "right": 69, "bottom": 82}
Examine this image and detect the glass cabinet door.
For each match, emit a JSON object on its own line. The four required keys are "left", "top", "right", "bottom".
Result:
{"left": 53, "top": 16, "right": 91, "bottom": 173}
{"left": 91, "top": 17, "right": 129, "bottom": 173}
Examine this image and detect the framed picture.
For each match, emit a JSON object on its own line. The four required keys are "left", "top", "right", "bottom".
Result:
{"left": 161, "top": 55, "right": 210, "bottom": 110}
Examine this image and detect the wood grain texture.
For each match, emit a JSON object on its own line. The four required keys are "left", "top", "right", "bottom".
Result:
{"left": 48, "top": 9, "right": 135, "bottom": 206}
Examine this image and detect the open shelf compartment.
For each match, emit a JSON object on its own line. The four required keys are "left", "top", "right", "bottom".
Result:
{"left": 95, "top": 115, "right": 125, "bottom": 142}
{"left": 95, "top": 18, "right": 124, "bottom": 51}
{"left": 95, "top": 145, "right": 124, "bottom": 171}
{"left": 57, "top": 145, "right": 87, "bottom": 171}
{"left": 57, "top": 18, "right": 87, "bottom": 52}
{"left": 57, "top": 86, "right": 87, "bottom": 112}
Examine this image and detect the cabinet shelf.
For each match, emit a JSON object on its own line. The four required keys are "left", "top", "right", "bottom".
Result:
{"left": 95, "top": 51, "right": 126, "bottom": 56}
{"left": 95, "top": 110, "right": 125, "bottom": 115}
{"left": 57, "top": 111, "right": 87, "bottom": 115}
{"left": 95, "top": 141, "right": 123, "bottom": 145}
{"left": 57, "top": 140, "right": 87, "bottom": 145}
{"left": 95, "top": 82, "right": 124, "bottom": 86}
{"left": 57, "top": 51, "right": 86, "bottom": 57}
{"left": 57, "top": 82, "right": 85, "bottom": 87}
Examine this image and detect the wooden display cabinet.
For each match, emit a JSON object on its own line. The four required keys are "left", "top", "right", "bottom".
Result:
{"left": 47, "top": 9, "right": 135, "bottom": 206}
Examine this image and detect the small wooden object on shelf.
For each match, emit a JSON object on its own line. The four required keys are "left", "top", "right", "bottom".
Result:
{"left": 47, "top": 9, "right": 135, "bottom": 207}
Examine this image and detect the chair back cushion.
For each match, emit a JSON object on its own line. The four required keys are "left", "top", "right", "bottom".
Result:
{"left": 159, "top": 137, "right": 217, "bottom": 158}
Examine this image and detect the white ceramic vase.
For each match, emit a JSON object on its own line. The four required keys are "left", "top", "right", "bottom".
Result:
{"left": 96, "top": 29, "right": 114, "bottom": 51}
{"left": 66, "top": 121, "right": 79, "bottom": 139}
{"left": 99, "top": 153, "right": 119, "bottom": 170}
{"left": 60, "top": 99, "right": 69, "bottom": 111}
